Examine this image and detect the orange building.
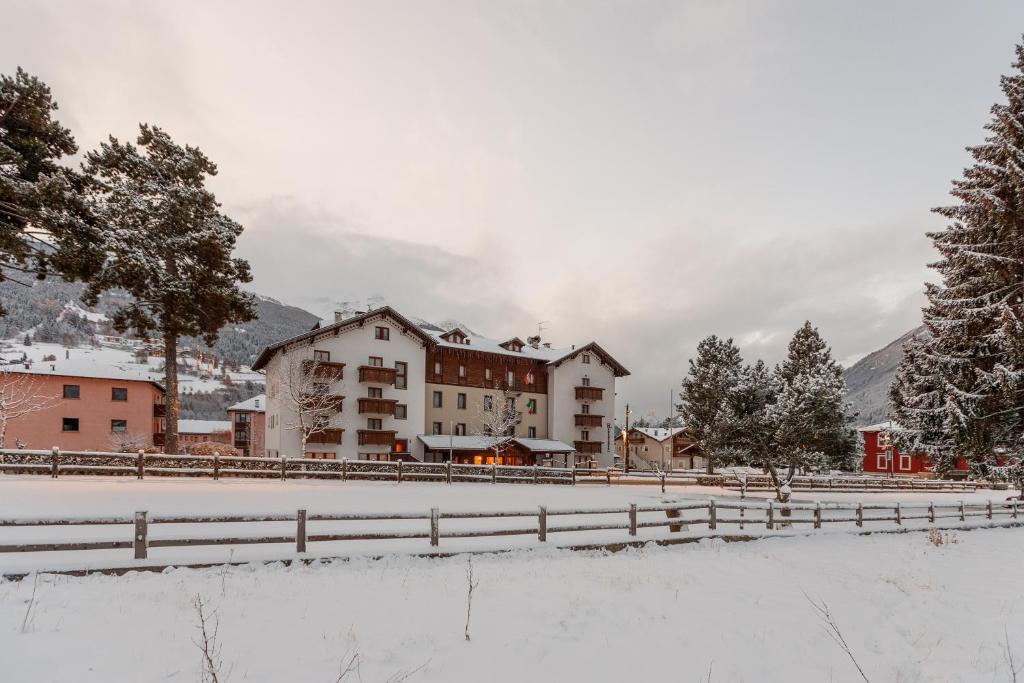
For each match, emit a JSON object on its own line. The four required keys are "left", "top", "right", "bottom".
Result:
{"left": 1, "top": 368, "right": 166, "bottom": 452}
{"left": 227, "top": 394, "right": 265, "bottom": 457}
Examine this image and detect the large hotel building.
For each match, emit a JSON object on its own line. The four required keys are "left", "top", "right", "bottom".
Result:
{"left": 252, "top": 307, "right": 629, "bottom": 466}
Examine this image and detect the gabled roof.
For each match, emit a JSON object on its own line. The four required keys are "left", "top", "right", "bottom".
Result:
{"left": 228, "top": 394, "right": 265, "bottom": 412}
{"left": 548, "top": 341, "right": 630, "bottom": 377}
{"left": 630, "top": 427, "right": 686, "bottom": 442}
{"left": 251, "top": 307, "right": 436, "bottom": 370}
{"left": 0, "top": 365, "right": 166, "bottom": 392}
{"left": 857, "top": 421, "right": 899, "bottom": 433}
{"left": 498, "top": 337, "right": 527, "bottom": 352}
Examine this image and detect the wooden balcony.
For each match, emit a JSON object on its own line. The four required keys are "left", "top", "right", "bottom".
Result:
{"left": 301, "top": 393, "right": 345, "bottom": 412}
{"left": 357, "top": 429, "right": 397, "bottom": 447}
{"left": 574, "top": 440, "right": 603, "bottom": 454}
{"left": 574, "top": 414, "right": 603, "bottom": 427}
{"left": 308, "top": 428, "right": 344, "bottom": 445}
{"left": 575, "top": 386, "right": 604, "bottom": 401}
{"left": 302, "top": 359, "right": 345, "bottom": 380}
{"left": 357, "top": 397, "right": 398, "bottom": 415}
{"left": 153, "top": 403, "right": 166, "bottom": 417}
{"left": 358, "top": 365, "right": 397, "bottom": 385}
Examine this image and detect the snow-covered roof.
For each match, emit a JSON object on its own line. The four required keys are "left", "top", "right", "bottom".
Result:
{"left": 428, "top": 329, "right": 566, "bottom": 361}
{"left": 0, "top": 351, "right": 166, "bottom": 391}
{"left": 228, "top": 394, "right": 266, "bottom": 412}
{"left": 416, "top": 435, "right": 575, "bottom": 452}
{"left": 178, "top": 420, "right": 231, "bottom": 435}
{"left": 857, "top": 421, "right": 900, "bottom": 433}
{"left": 633, "top": 427, "right": 686, "bottom": 442}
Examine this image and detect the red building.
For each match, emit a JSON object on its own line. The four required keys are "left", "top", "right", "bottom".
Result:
{"left": 227, "top": 394, "right": 265, "bottom": 457}
{"left": 858, "top": 422, "right": 968, "bottom": 477}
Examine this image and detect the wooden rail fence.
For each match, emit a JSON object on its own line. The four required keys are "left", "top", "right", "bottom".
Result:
{"left": 0, "top": 449, "right": 980, "bottom": 491}
{"left": 0, "top": 498, "right": 1017, "bottom": 562}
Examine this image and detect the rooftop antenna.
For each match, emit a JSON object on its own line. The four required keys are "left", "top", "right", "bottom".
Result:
{"left": 537, "top": 320, "right": 549, "bottom": 336}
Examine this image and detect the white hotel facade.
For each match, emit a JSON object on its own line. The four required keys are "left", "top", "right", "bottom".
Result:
{"left": 252, "top": 307, "right": 629, "bottom": 466}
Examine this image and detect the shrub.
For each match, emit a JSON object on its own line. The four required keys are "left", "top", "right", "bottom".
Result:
{"left": 189, "top": 441, "right": 240, "bottom": 457}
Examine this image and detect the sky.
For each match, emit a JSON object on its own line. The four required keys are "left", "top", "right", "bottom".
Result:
{"left": 3, "top": 1, "right": 1024, "bottom": 418}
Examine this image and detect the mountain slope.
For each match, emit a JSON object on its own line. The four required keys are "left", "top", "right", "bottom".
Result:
{"left": 843, "top": 325, "right": 928, "bottom": 425}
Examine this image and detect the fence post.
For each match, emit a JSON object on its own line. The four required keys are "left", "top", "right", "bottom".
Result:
{"left": 960, "top": 500, "right": 965, "bottom": 522}
{"left": 856, "top": 503, "right": 863, "bottom": 528}
{"left": 137, "top": 449, "right": 145, "bottom": 480}
{"left": 1013, "top": 499, "right": 1019, "bottom": 519}
{"left": 660, "top": 472, "right": 666, "bottom": 494}
{"left": 491, "top": 463, "right": 497, "bottom": 484}
{"left": 280, "top": 456, "right": 287, "bottom": 481}
{"left": 987, "top": 500, "right": 993, "bottom": 520}
{"left": 928, "top": 501, "right": 935, "bottom": 523}
{"left": 430, "top": 507, "right": 439, "bottom": 547}
{"left": 397, "top": 459, "right": 403, "bottom": 484}
{"left": 606, "top": 468, "right": 611, "bottom": 486}
{"left": 341, "top": 458, "right": 348, "bottom": 482}
{"left": 213, "top": 455, "right": 220, "bottom": 481}
{"left": 296, "top": 509, "right": 307, "bottom": 553}
{"left": 533, "top": 465, "right": 538, "bottom": 485}
{"left": 538, "top": 506, "right": 547, "bottom": 541}
{"left": 571, "top": 467, "right": 576, "bottom": 486}
{"left": 446, "top": 460, "right": 452, "bottom": 485}
{"left": 134, "top": 510, "right": 148, "bottom": 560}
{"left": 51, "top": 446, "right": 59, "bottom": 478}
{"left": 814, "top": 502, "right": 822, "bottom": 529}
{"left": 767, "top": 500, "right": 774, "bottom": 530}
{"left": 629, "top": 503, "right": 637, "bottom": 536}
{"left": 708, "top": 499, "right": 717, "bottom": 530}
{"left": 666, "top": 507, "right": 683, "bottom": 532}
{"left": 895, "top": 502, "right": 901, "bottom": 525}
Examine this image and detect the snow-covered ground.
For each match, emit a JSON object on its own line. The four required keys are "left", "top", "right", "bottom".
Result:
{"left": 0, "top": 475, "right": 1013, "bottom": 575}
{"left": 2, "top": 524, "right": 1022, "bottom": 682}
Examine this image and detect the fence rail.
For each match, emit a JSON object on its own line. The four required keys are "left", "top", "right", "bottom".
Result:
{"left": 0, "top": 498, "right": 1017, "bottom": 562}
{"left": 0, "top": 449, "right": 980, "bottom": 491}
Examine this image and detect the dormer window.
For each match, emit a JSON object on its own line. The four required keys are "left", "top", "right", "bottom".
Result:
{"left": 499, "top": 338, "right": 525, "bottom": 352}
{"left": 441, "top": 328, "right": 468, "bottom": 344}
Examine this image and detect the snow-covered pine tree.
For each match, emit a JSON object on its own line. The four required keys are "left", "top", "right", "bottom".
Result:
{"left": 888, "top": 334, "right": 958, "bottom": 475}
{"left": 921, "top": 39, "right": 1024, "bottom": 466}
{"left": 678, "top": 335, "right": 743, "bottom": 474}
{"left": 81, "top": 125, "right": 256, "bottom": 454}
{"left": 774, "top": 322, "right": 857, "bottom": 471}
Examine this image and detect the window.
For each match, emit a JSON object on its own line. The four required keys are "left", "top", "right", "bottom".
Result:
{"left": 581, "top": 376, "right": 590, "bottom": 387}
{"left": 458, "top": 364, "right": 466, "bottom": 379}
{"left": 375, "top": 326, "right": 390, "bottom": 341}
{"left": 313, "top": 350, "right": 331, "bottom": 362}
{"left": 63, "top": 384, "right": 80, "bottom": 399}
{"left": 395, "top": 404, "right": 407, "bottom": 420}
{"left": 455, "top": 423, "right": 466, "bottom": 436}
{"left": 111, "top": 387, "right": 128, "bottom": 401}
{"left": 899, "top": 454, "right": 911, "bottom": 471}
{"left": 877, "top": 453, "right": 887, "bottom": 470}
{"left": 457, "top": 393, "right": 467, "bottom": 410}
{"left": 485, "top": 368, "right": 492, "bottom": 381}
{"left": 483, "top": 395, "right": 493, "bottom": 411}
{"left": 368, "top": 387, "right": 383, "bottom": 398}
{"left": 368, "top": 418, "right": 383, "bottom": 430}
{"left": 528, "top": 426, "right": 537, "bottom": 438}
{"left": 581, "top": 430, "right": 590, "bottom": 441}
{"left": 581, "top": 403, "right": 589, "bottom": 414}
{"left": 434, "top": 361, "right": 442, "bottom": 376}
{"left": 582, "top": 354, "right": 591, "bottom": 364}
{"left": 432, "top": 422, "right": 443, "bottom": 435}
{"left": 395, "top": 361, "right": 408, "bottom": 390}
{"left": 111, "top": 419, "right": 127, "bottom": 433}
{"left": 369, "top": 356, "right": 383, "bottom": 367}
{"left": 433, "top": 391, "right": 443, "bottom": 408}
{"left": 507, "top": 370, "right": 515, "bottom": 386}
{"left": 527, "top": 398, "right": 537, "bottom": 415}
{"left": 62, "top": 417, "right": 79, "bottom": 432}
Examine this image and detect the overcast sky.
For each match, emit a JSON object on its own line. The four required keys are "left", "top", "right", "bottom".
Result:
{"left": 4, "top": 1, "right": 1024, "bottom": 418}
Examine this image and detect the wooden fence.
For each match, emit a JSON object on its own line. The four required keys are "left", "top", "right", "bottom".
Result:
{"left": 0, "top": 448, "right": 980, "bottom": 491}
{"left": 0, "top": 498, "right": 1017, "bottom": 562}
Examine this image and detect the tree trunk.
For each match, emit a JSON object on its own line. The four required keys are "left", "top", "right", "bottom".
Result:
{"left": 705, "top": 453, "right": 714, "bottom": 475}
{"left": 163, "top": 332, "right": 179, "bottom": 454}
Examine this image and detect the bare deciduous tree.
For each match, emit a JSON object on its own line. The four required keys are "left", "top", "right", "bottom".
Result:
{"left": 276, "top": 354, "right": 341, "bottom": 458}
{"left": 192, "top": 594, "right": 222, "bottom": 683}
{"left": 110, "top": 430, "right": 150, "bottom": 453}
{"left": 0, "top": 368, "right": 57, "bottom": 448}
{"left": 473, "top": 391, "right": 520, "bottom": 464}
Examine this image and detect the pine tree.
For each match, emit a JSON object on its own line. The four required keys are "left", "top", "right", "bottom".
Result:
{"left": 81, "top": 124, "right": 256, "bottom": 454}
{"left": 0, "top": 68, "right": 100, "bottom": 315}
{"left": 678, "top": 335, "right": 743, "bottom": 474}
{"left": 774, "top": 322, "right": 857, "bottom": 470}
{"left": 919, "top": 39, "right": 1024, "bottom": 465}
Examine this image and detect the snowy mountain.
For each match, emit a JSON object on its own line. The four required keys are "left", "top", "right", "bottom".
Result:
{"left": 843, "top": 325, "right": 929, "bottom": 426}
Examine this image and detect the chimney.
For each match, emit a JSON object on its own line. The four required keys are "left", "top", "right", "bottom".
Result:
{"left": 334, "top": 311, "right": 345, "bottom": 323}
{"left": 542, "top": 342, "right": 551, "bottom": 349}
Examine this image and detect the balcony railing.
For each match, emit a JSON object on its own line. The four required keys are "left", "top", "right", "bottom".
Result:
{"left": 153, "top": 403, "right": 167, "bottom": 417}
{"left": 357, "top": 397, "right": 398, "bottom": 415}
{"left": 301, "top": 393, "right": 345, "bottom": 412}
{"left": 302, "top": 359, "right": 345, "bottom": 380}
{"left": 358, "top": 429, "right": 397, "bottom": 447}
{"left": 358, "top": 365, "right": 397, "bottom": 385}
{"left": 575, "top": 386, "right": 604, "bottom": 401}
{"left": 574, "top": 440, "right": 602, "bottom": 454}
{"left": 308, "top": 428, "right": 344, "bottom": 445}
{"left": 574, "top": 414, "right": 603, "bottom": 427}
